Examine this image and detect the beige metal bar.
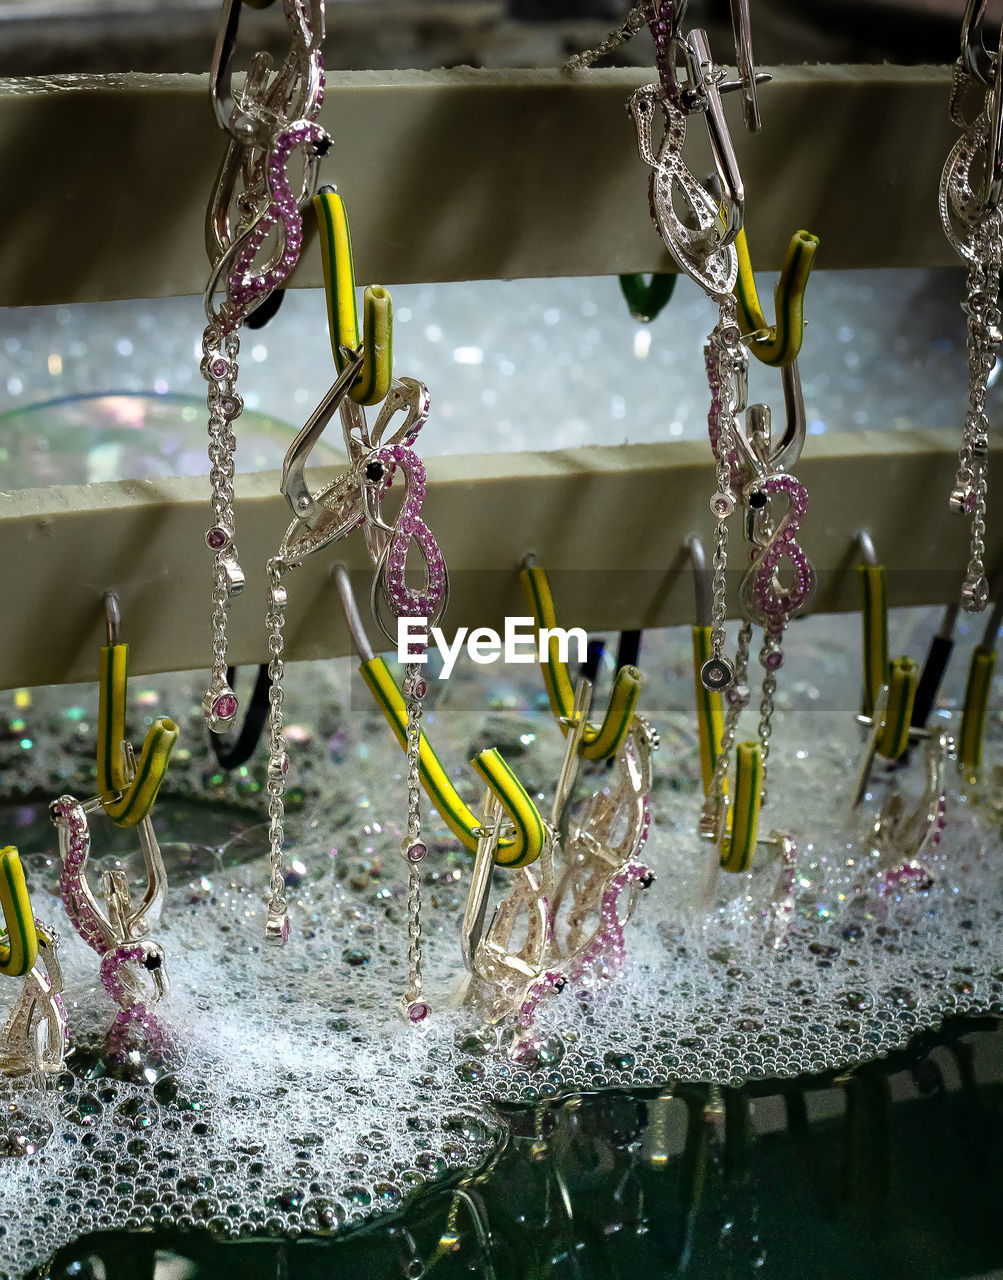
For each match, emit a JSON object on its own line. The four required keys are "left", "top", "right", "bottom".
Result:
{"left": 2, "top": 428, "right": 996, "bottom": 688}
{"left": 0, "top": 64, "right": 955, "bottom": 307}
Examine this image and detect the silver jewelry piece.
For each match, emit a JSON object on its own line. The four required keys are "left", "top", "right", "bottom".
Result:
{"left": 51, "top": 795, "right": 169, "bottom": 1030}
{"left": 940, "top": 41, "right": 1003, "bottom": 613}
{"left": 202, "top": 0, "right": 329, "bottom": 729}
{"left": 263, "top": 375, "right": 447, "bottom": 960}
{"left": 852, "top": 691, "right": 951, "bottom": 896}
{"left": 462, "top": 682, "right": 655, "bottom": 1054}
{"left": 0, "top": 924, "right": 68, "bottom": 1082}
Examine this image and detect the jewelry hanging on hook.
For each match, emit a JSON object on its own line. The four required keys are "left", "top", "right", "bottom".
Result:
{"left": 939, "top": 3, "right": 1003, "bottom": 612}
{"left": 50, "top": 594, "right": 178, "bottom": 1047}
{"left": 261, "top": 191, "right": 448, "bottom": 985}
{"left": 0, "top": 848, "right": 68, "bottom": 1084}
{"left": 202, "top": 0, "right": 329, "bottom": 732}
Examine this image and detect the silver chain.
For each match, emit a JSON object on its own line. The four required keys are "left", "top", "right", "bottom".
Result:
{"left": 201, "top": 325, "right": 246, "bottom": 728}
{"left": 699, "top": 612, "right": 784, "bottom": 836}
{"left": 700, "top": 620, "right": 752, "bottom": 840}
{"left": 563, "top": 2, "right": 648, "bottom": 72}
{"left": 954, "top": 205, "right": 1002, "bottom": 612}
{"left": 399, "top": 661, "right": 429, "bottom": 1023}
{"left": 701, "top": 296, "right": 744, "bottom": 691}
{"left": 756, "top": 626, "right": 783, "bottom": 806}
{"left": 263, "top": 557, "right": 290, "bottom": 944}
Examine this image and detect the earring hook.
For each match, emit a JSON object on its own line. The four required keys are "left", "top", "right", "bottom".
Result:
{"left": 959, "top": 580, "right": 1003, "bottom": 769}
{"left": 314, "top": 187, "right": 394, "bottom": 406}
{"left": 96, "top": 597, "right": 179, "bottom": 828}
{"left": 854, "top": 533, "right": 954, "bottom": 759}
{"left": 0, "top": 847, "right": 38, "bottom": 979}
{"left": 687, "top": 536, "right": 725, "bottom": 797}
{"left": 519, "top": 558, "right": 640, "bottom": 762}
{"left": 333, "top": 566, "right": 547, "bottom": 869}
{"left": 734, "top": 228, "right": 819, "bottom": 368}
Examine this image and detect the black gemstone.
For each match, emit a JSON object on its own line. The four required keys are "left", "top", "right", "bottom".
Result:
{"left": 554, "top": 977, "right": 567, "bottom": 993}
{"left": 749, "top": 491, "right": 768, "bottom": 509}
{"left": 640, "top": 873, "right": 655, "bottom": 889}
{"left": 365, "top": 461, "right": 384, "bottom": 483}
{"left": 143, "top": 954, "right": 162, "bottom": 971}
{"left": 314, "top": 134, "right": 333, "bottom": 157}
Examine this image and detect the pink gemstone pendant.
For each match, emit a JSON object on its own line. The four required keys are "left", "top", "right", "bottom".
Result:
{"left": 205, "top": 525, "right": 232, "bottom": 552}
{"left": 203, "top": 685, "right": 239, "bottom": 731}
{"left": 404, "top": 841, "right": 427, "bottom": 864}
{"left": 405, "top": 1000, "right": 429, "bottom": 1023}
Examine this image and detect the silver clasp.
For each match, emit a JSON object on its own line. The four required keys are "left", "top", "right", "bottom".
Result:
{"left": 207, "top": 0, "right": 327, "bottom": 262}
{"left": 678, "top": 29, "right": 746, "bottom": 247}
{"left": 731, "top": 356, "right": 806, "bottom": 486}
{"left": 960, "top": 0, "right": 1003, "bottom": 209}
{"left": 210, "top": 0, "right": 325, "bottom": 141}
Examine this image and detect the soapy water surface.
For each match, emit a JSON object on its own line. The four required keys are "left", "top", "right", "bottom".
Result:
{"left": 0, "top": 608, "right": 1000, "bottom": 1278}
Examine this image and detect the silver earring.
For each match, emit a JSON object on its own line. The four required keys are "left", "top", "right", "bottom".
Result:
{"left": 1, "top": 925, "right": 68, "bottom": 1083}
{"left": 939, "top": 5, "right": 1003, "bottom": 612}
{"left": 51, "top": 795, "right": 169, "bottom": 1041}
{"left": 202, "top": 0, "right": 329, "bottom": 730}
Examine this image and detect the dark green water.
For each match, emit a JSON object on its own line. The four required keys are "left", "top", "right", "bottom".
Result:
{"left": 37, "top": 1018, "right": 1003, "bottom": 1280}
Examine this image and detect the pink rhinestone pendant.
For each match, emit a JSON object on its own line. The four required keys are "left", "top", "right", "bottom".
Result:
{"left": 205, "top": 525, "right": 232, "bottom": 552}
{"left": 405, "top": 1000, "right": 429, "bottom": 1023}
{"left": 203, "top": 685, "right": 239, "bottom": 731}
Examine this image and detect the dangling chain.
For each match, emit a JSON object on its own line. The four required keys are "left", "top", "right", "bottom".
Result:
{"left": 702, "top": 297, "right": 744, "bottom": 691}
{"left": 563, "top": 2, "right": 648, "bottom": 71}
{"left": 400, "top": 661, "right": 430, "bottom": 1023}
{"left": 954, "top": 206, "right": 1003, "bottom": 612}
{"left": 201, "top": 0, "right": 326, "bottom": 731}
{"left": 263, "top": 557, "right": 290, "bottom": 944}
{"left": 202, "top": 327, "right": 245, "bottom": 730}
{"left": 699, "top": 614, "right": 782, "bottom": 837}
{"left": 700, "top": 620, "right": 751, "bottom": 837}
{"left": 757, "top": 624, "right": 783, "bottom": 805}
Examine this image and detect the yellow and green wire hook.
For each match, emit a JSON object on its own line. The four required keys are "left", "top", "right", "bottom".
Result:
{"left": 856, "top": 534, "right": 921, "bottom": 763}
{"left": 96, "top": 592, "right": 179, "bottom": 828}
{"left": 334, "top": 567, "right": 546, "bottom": 869}
{"left": 687, "top": 536, "right": 725, "bottom": 798}
{"left": 0, "top": 846, "right": 38, "bottom": 978}
{"left": 685, "top": 537, "right": 761, "bottom": 874}
{"left": 733, "top": 227, "right": 819, "bottom": 367}
{"left": 959, "top": 587, "right": 1003, "bottom": 771}
{"left": 313, "top": 186, "right": 393, "bottom": 406}
{"left": 519, "top": 558, "right": 640, "bottom": 764}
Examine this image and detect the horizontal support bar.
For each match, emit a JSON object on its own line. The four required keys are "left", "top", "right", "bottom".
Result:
{"left": 4, "top": 428, "right": 997, "bottom": 688}
{"left": 0, "top": 63, "right": 955, "bottom": 307}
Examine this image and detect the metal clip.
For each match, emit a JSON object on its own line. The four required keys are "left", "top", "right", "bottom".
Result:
{"left": 962, "top": 0, "right": 1001, "bottom": 87}
{"left": 51, "top": 794, "right": 170, "bottom": 1020}
{"left": 280, "top": 350, "right": 367, "bottom": 528}
{"left": 209, "top": 0, "right": 325, "bottom": 141}
{"left": 206, "top": 0, "right": 327, "bottom": 265}
{"left": 731, "top": 357, "right": 807, "bottom": 483}
{"left": 727, "top": 0, "right": 764, "bottom": 132}
{"left": 688, "top": 536, "right": 727, "bottom": 794}
{"left": 678, "top": 29, "right": 746, "bottom": 246}
{"left": 278, "top": 375, "right": 432, "bottom": 577}
{"left": 0, "top": 923, "right": 67, "bottom": 1082}
{"left": 551, "top": 676, "right": 594, "bottom": 834}
{"left": 520, "top": 557, "right": 640, "bottom": 763}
